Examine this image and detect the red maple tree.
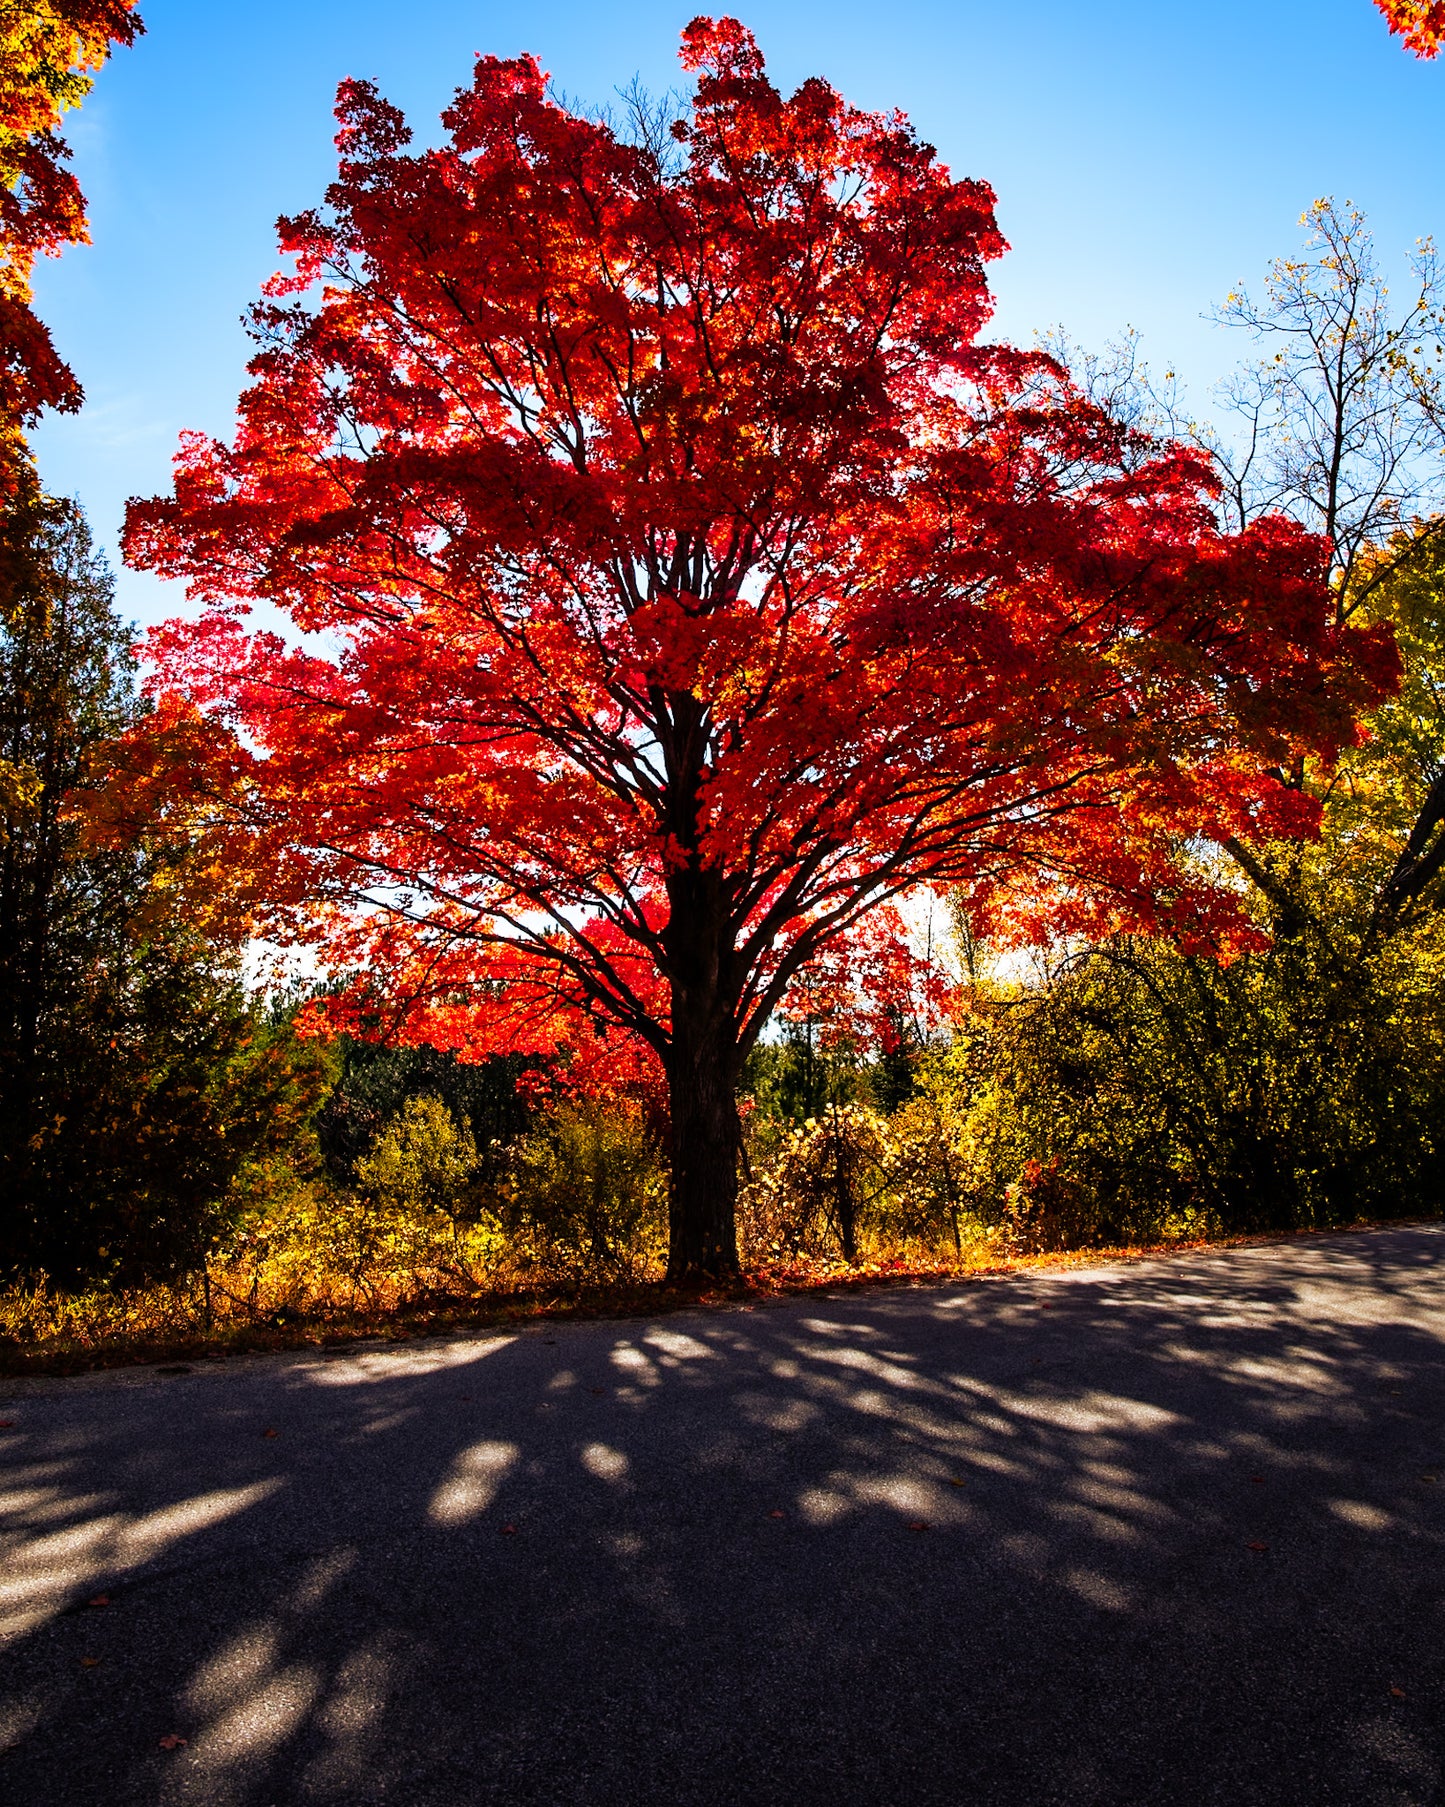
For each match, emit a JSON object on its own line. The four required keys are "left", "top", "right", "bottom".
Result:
{"left": 126, "top": 18, "right": 1389, "bottom": 1279}
{"left": 1375, "top": 1, "right": 1445, "bottom": 54}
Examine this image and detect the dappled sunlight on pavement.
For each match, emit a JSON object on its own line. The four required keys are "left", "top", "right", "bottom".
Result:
{"left": 2, "top": 1225, "right": 1444, "bottom": 1805}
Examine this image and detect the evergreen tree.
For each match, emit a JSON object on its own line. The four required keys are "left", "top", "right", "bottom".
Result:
{"left": 0, "top": 491, "right": 322, "bottom": 1285}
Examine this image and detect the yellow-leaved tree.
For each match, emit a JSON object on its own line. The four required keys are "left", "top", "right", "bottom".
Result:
{"left": 0, "top": 0, "right": 142, "bottom": 478}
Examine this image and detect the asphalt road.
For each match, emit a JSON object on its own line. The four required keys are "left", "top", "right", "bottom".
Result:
{"left": 3, "top": 1224, "right": 1445, "bottom": 1807}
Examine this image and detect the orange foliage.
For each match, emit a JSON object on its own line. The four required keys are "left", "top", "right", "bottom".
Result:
{"left": 1374, "top": 0, "right": 1445, "bottom": 54}
{"left": 0, "top": 1, "right": 142, "bottom": 475}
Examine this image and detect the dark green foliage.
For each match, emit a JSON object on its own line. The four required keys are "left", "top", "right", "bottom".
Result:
{"left": 741, "top": 1025, "right": 843, "bottom": 1127}
{"left": 315, "top": 1038, "right": 540, "bottom": 1190}
{"left": 741, "top": 1019, "right": 919, "bottom": 1129}
{"left": 0, "top": 494, "right": 325, "bottom": 1285}
{"left": 870, "top": 1030, "right": 922, "bottom": 1114}
{"left": 16, "top": 963, "right": 328, "bottom": 1286}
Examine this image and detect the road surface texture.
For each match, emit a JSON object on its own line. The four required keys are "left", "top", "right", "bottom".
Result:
{"left": 2, "top": 1223, "right": 1444, "bottom": 1807}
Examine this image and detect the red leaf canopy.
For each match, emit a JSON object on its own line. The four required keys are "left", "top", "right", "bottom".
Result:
{"left": 126, "top": 17, "right": 1387, "bottom": 1079}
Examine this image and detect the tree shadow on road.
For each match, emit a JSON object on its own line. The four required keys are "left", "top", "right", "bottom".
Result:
{"left": 3, "top": 1224, "right": 1445, "bottom": 1806}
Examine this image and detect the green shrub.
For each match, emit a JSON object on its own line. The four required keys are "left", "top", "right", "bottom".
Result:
{"left": 216, "top": 1095, "right": 502, "bottom": 1313}
{"left": 315, "top": 1037, "right": 538, "bottom": 1186}
{"left": 499, "top": 1097, "right": 666, "bottom": 1283}
{"left": 959, "top": 917, "right": 1445, "bottom": 1247}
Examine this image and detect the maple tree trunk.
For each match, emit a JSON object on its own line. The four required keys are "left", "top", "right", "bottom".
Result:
{"left": 665, "top": 1021, "right": 742, "bottom": 1283}
{"left": 663, "top": 871, "right": 743, "bottom": 1284}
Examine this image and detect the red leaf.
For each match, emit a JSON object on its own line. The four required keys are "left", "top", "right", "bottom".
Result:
{"left": 158, "top": 1734, "right": 188, "bottom": 1751}
{"left": 1391, "top": 1686, "right": 1408, "bottom": 1699}
{"left": 907, "top": 1521, "right": 931, "bottom": 1532}
{"left": 86, "top": 1594, "right": 111, "bottom": 1607}
{"left": 261, "top": 1428, "right": 278, "bottom": 1438}
{"left": 1246, "top": 1541, "right": 1269, "bottom": 1553}
{"left": 0, "top": 1420, "right": 14, "bottom": 1429}
{"left": 767, "top": 1509, "right": 785, "bottom": 1519}
{"left": 500, "top": 1523, "right": 517, "bottom": 1535}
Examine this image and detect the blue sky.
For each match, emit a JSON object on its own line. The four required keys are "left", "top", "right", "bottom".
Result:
{"left": 27, "top": 0, "right": 1445, "bottom": 625}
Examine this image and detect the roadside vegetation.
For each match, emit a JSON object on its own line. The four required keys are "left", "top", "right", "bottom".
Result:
{"left": 4, "top": 13, "right": 1445, "bottom": 1373}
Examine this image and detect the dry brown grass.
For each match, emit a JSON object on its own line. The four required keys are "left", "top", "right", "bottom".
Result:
{"left": 0, "top": 1216, "right": 1412, "bottom": 1379}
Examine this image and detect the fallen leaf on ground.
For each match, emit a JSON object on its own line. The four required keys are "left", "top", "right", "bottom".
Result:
{"left": 158, "top": 1734, "right": 188, "bottom": 1750}
{"left": 1246, "top": 1541, "right": 1269, "bottom": 1553}
{"left": 1391, "top": 1686, "right": 1407, "bottom": 1699}
{"left": 949, "top": 1479, "right": 966, "bottom": 1488}
{"left": 261, "top": 1428, "right": 278, "bottom": 1438}
{"left": 907, "top": 1521, "right": 931, "bottom": 1532}
{"left": 588, "top": 1388, "right": 606, "bottom": 1396}
{"left": 768, "top": 1509, "right": 785, "bottom": 1519}
{"left": 86, "top": 1594, "right": 111, "bottom": 1607}
{"left": 80, "top": 1657, "right": 100, "bottom": 1668}
{"left": 0, "top": 1419, "right": 14, "bottom": 1428}
{"left": 1250, "top": 1476, "right": 1265, "bottom": 1484}
{"left": 500, "top": 1523, "right": 517, "bottom": 1535}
